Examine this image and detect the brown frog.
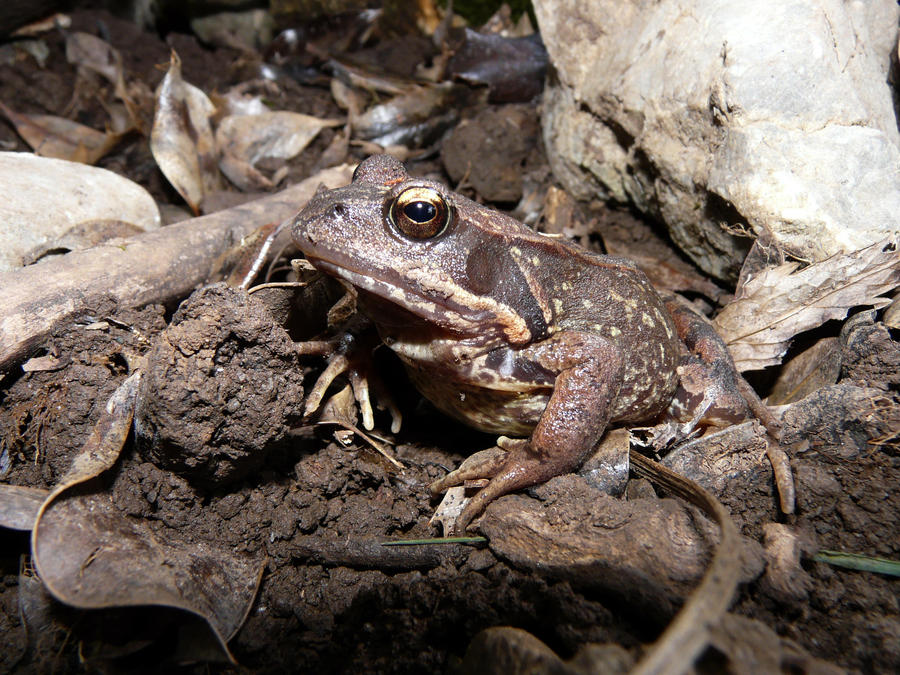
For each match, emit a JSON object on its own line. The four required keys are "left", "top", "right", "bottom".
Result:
{"left": 291, "top": 155, "right": 785, "bottom": 532}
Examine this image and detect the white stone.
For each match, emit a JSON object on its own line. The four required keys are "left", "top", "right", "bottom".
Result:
{"left": 535, "top": 0, "right": 900, "bottom": 279}
{"left": 0, "top": 153, "right": 161, "bottom": 272}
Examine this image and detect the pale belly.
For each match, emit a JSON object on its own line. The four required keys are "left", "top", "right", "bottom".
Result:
{"left": 403, "top": 361, "right": 550, "bottom": 436}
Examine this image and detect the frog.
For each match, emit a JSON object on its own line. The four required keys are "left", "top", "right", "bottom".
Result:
{"left": 290, "top": 154, "right": 789, "bottom": 533}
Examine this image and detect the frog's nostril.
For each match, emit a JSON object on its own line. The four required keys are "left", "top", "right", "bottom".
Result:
{"left": 332, "top": 203, "right": 347, "bottom": 217}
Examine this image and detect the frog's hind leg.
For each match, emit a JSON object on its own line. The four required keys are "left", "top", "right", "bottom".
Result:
{"left": 663, "top": 295, "right": 796, "bottom": 514}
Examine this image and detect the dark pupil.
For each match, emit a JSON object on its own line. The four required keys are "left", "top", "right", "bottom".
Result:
{"left": 403, "top": 201, "right": 436, "bottom": 223}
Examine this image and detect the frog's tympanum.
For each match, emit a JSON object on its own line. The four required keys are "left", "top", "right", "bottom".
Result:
{"left": 292, "top": 155, "right": 771, "bottom": 532}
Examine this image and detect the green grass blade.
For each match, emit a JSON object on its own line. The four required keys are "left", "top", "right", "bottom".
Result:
{"left": 381, "top": 536, "right": 487, "bottom": 546}
{"left": 813, "top": 550, "right": 900, "bottom": 577}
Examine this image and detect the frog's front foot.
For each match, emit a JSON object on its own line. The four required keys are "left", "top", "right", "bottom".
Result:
{"left": 431, "top": 437, "right": 571, "bottom": 534}
{"left": 429, "top": 445, "right": 510, "bottom": 495}
{"left": 297, "top": 330, "right": 402, "bottom": 433}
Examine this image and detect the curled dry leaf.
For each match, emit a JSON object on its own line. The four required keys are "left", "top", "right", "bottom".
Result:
{"left": 31, "top": 372, "right": 263, "bottom": 662}
{"left": 713, "top": 240, "right": 900, "bottom": 371}
{"left": 35, "top": 370, "right": 142, "bottom": 498}
{"left": 445, "top": 29, "right": 549, "bottom": 103}
{"left": 352, "top": 82, "right": 472, "bottom": 147}
{"left": 216, "top": 110, "right": 341, "bottom": 191}
{"left": 150, "top": 50, "right": 219, "bottom": 214}
{"left": 0, "top": 100, "right": 125, "bottom": 164}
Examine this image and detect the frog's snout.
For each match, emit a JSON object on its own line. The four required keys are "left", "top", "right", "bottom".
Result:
{"left": 294, "top": 205, "right": 345, "bottom": 252}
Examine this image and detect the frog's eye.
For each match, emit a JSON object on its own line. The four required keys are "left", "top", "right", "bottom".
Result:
{"left": 389, "top": 187, "right": 450, "bottom": 239}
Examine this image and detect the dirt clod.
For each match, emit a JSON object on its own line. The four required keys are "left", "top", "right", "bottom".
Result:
{"left": 135, "top": 283, "right": 305, "bottom": 486}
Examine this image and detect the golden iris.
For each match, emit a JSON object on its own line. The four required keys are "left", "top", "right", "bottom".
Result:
{"left": 389, "top": 187, "right": 450, "bottom": 239}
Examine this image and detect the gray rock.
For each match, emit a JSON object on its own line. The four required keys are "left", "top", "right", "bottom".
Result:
{"left": 535, "top": 0, "right": 900, "bottom": 280}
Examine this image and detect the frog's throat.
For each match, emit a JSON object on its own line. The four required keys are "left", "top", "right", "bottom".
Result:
{"left": 307, "top": 256, "right": 533, "bottom": 344}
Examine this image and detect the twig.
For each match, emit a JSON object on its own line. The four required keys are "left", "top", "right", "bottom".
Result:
{"left": 629, "top": 452, "right": 741, "bottom": 675}
{"left": 290, "top": 536, "right": 469, "bottom": 570}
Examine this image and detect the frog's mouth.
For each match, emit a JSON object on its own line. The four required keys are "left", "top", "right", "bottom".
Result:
{"left": 305, "top": 256, "right": 483, "bottom": 332}
{"left": 304, "top": 255, "right": 528, "bottom": 342}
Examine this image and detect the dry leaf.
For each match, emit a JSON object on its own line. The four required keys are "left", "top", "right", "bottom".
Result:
{"left": 767, "top": 338, "right": 842, "bottom": 405}
{"left": 713, "top": 240, "right": 900, "bottom": 371}
{"left": 210, "top": 88, "right": 270, "bottom": 120}
{"left": 429, "top": 486, "right": 468, "bottom": 533}
{"left": 445, "top": 29, "right": 548, "bottom": 103}
{"left": 21, "top": 354, "right": 68, "bottom": 372}
{"left": 10, "top": 13, "right": 71, "bottom": 38}
{"left": 317, "top": 384, "right": 403, "bottom": 469}
{"left": 65, "top": 32, "right": 149, "bottom": 134}
{"left": 65, "top": 32, "right": 126, "bottom": 97}
{"left": 330, "top": 78, "right": 365, "bottom": 115}
{"left": 352, "top": 82, "right": 468, "bottom": 147}
{"left": 315, "top": 125, "right": 351, "bottom": 170}
{"left": 150, "top": 50, "right": 219, "bottom": 213}
{"left": 0, "top": 101, "right": 124, "bottom": 164}
{"left": 884, "top": 294, "right": 900, "bottom": 329}
{"left": 217, "top": 111, "right": 341, "bottom": 164}
{"left": 216, "top": 111, "right": 341, "bottom": 191}
{"left": 218, "top": 152, "right": 274, "bottom": 191}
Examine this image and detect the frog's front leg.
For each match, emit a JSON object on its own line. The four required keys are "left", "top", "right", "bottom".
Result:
{"left": 435, "top": 332, "right": 624, "bottom": 533}
{"left": 298, "top": 316, "right": 402, "bottom": 433}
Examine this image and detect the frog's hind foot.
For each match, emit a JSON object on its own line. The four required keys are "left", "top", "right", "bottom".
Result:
{"left": 663, "top": 293, "right": 795, "bottom": 514}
